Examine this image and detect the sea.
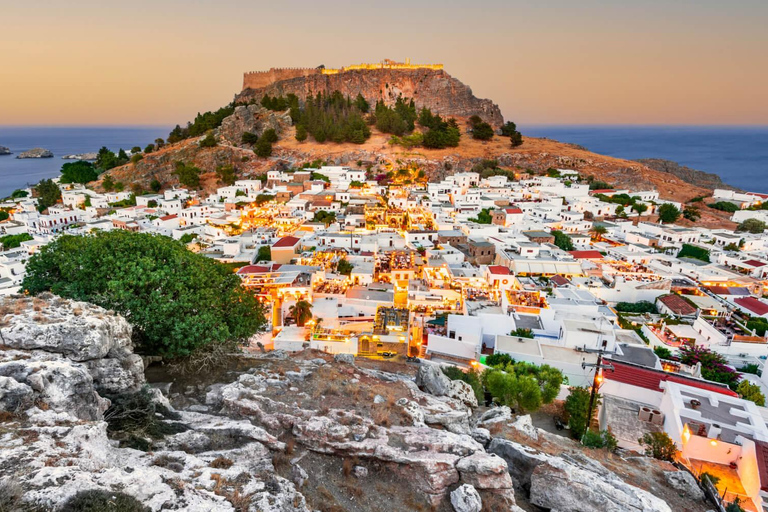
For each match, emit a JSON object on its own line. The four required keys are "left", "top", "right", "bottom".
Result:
{"left": 523, "top": 125, "right": 768, "bottom": 193}
{"left": 0, "top": 126, "right": 170, "bottom": 198}
{"left": 0, "top": 125, "right": 766, "bottom": 197}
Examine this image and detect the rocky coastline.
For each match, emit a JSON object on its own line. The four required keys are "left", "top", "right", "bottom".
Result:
{"left": 62, "top": 152, "right": 98, "bottom": 161}
{"left": 16, "top": 148, "right": 53, "bottom": 159}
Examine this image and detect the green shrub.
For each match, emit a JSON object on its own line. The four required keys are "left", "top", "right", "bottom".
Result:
{"left": 615, "top": 301, "right": 657, "bottom": 314}
{"left": 198, "top": 132, "right": 217, "bottom": 148}
{"left": 658, "top": 203, "right": 682, "bottom": 223}
{"left": 22, "top": 231, "right": 267, "bottom": 357}
{"left": 241, "top": 131, "right": 258, "bottom": 144}
{"left": 653, "top": 346, "right": 673, "bottom": 360}
{"left": 708, "top": 201, "right": 740, "bottom": 213}
{"left": 485, "top": 353, "right": 514, "bottom": 368}
{"left": 677, "top": 244, "right": 710, "bottom": 262}
{"left": 639, "top": 431, "right": 678, "bottom": 461}
{"left": 582, "top": 429, "right": 618, "bottom": 451}
{"left": 61, "top": 489, "right": 149, "bottom": 512}
{"left": 564, "top": 386, "right": 595, "bottom": 439}
{"left": 254, "top": 138, "right": 273, "bottom": 158}
{"left": 0, "top": 233, "right": 33, "bottom": 249}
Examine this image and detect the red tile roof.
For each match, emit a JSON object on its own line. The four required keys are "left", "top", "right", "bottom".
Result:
{"left": 735, "top": 297, "right": 768, "bottom": 316}
{"left": 589, "top": 189, "right": 616, "bottom": 195}
{"left": 504, "top": 207, "right": 523, "bottom": 214}
{"left": 550, "top": 275, "right": 571, "bottom": 287}
{"left": 488, "top": 265, "right": 511, "bottom": 275}
{"left": 272, "top": 236, "right": 300, "bottom": 248}
{"left": 159, "top": 214, "right": 177, "bottom": 221}
{"left": 604, "top": 360, "right": 739, "bottom": 397}
{"left": 569, "top": 250, "right": 604, "bottom": 259}
{"left": 658, "top": 294, "right": 698, "bottom": 316}
{"left": 236, "top": 265, "right": 270, "bottom": 275}
{"left": 743, "top": 259, "right": 767, "bottom": 268}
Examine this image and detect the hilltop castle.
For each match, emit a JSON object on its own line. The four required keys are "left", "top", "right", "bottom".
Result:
{"left": 242, "top": 58, "right": 443, "bottom": 91}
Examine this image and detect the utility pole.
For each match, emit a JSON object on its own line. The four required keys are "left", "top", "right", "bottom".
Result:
{"left": 581, "top": 335, "right": 614, "bottom": 439}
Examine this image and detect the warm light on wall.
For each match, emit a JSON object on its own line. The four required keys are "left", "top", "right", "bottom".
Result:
{"left": 682, "top": 424, "right": 691, "bottom": 443}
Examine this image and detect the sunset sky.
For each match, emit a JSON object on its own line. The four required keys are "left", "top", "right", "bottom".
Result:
{"left": 2, "top": 0, "right": 767, "bottom": 127}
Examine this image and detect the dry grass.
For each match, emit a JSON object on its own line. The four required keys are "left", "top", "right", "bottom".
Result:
{"left": 210, "top": 456, "right": 234, "bottom": 469}
{"left": 210, "top": 473, "right": 252, "bottom": 512}
{"left": 32, "top": 297, "right": 46, "bottom": 312}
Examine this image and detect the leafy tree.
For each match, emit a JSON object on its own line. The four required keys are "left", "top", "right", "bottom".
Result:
{"left": 0, "top": 211, "right": 8, "bottom": 222}
{"left": 289, "top": 300, "right": 313, "bottom": 326}
{"left": 683, "top": 206, "right": 701, "bottom": 221}
{"left": 21, "top": 231, "right": 266, "bottom": 357}
{"left": 511, "top": 328, "right": 534, "bottom": 338}
{"left": 639, "top": 432, "right": 678, "bottom": 461}
{"left": 564, "top": 386, "right": 594, "bottom": 439}
{"left": 677, "top": 244, "right": 710, "bottom": 262}
{"left": 150, "top": 179, "right": 162, "bottom": 193}
{"left": 471, "top": 121, "right": 495, "bottom": 141}
{"left": 658, "top": 203, "right": 681, "bottom": 223}
{"left": 131, "top": 154, "right": 143, "bottom": 164}
{"left": 34, "top": 179, "right": 61, "bottom": 212}
{"left": 615, "top": 301, "right": 657, "bottom": 314}
{"left": 336, "top": 258, "right": 353, "bottom": 276}
{"left": 295, "top": 125, "right": 308, "bottom": 142}
{"left": 10, "top": 189, "right": 29, "bottom": 199}
{"left": 60, "top": 161, "right": 98, "bottom": 184}
{"left": 314, "top": 210, "right": 337, "bottom": 226}
{"left": 737, "top": 380, "right": 765, "bottom": 406}
{"left": 709, "top": 201, "right": 740, "bottom": 213}
{"left": 0, "top": 233, "right": 33, "bottom": 249}
{"left": 166, "top": 103, "right": 236, "bottom": 141}
{"left": 173, "top": 162, "right": 201, "bottom": 189}
{"left": 468, "top": 208, "right": 493, "bottom": 224}
{"left": 653, "top": 345, "right": 673, "bottom": 360}
{"left": 509, "top": 131, "right": 523, "bottom": 147}
{"left": 131, "top": 146, "right": 142, "bottom": 154}
{"left": 95, "top": 147, "right": 119, "bottom": 171}
{"left": 375, "top": 97, "right": 417, "bottom": 136}
{"left": 256, "top": 245, "right": 271, "bottom": 262}
{"left": 216, "top": 165, "right": 236, "bottom": 186}
{"left": 746, "top": 319, "right": 768, "bottom": 336}
{"left": 615, "top": 205, "right": 626, "bottom": 218}
{"left": 589, "top": 180, "right": 612, "bottom": 191}
{"left": 261, "top": 129, "right": 278, "bottom": 144}
{"left": 500, "top": 121, "right": 518, "bottom": 137}
{"left": 632, "top": 203, "right": 648, "bottom": 215}
{"left": 254, "top": 194, "right": 274, "bottom": 206}
{"left": 102, "top": 175, "right": 115, "bottom": 192}
{"left": 723, "top": 243, "right": 740, "bottom": 252}
{"left": 737, "top": 218, "right": 766, "bottom": 234}
{"left": 144, "top": 144, "right": 155, "bottom": 154}
{"left": 241, "top": 132, "right": 258, "bottom": 145}
{"left": 199, "top": 132, "right": 217, "bottom": 148}
{"left": 485, "top": 353, "right": 514, "bottom": 368}
{"left": 442, "top": 366, "right": 484, "bottom": 402}
{"left": 591, "top": 225, "right": 607, "bottom": 239}
{"left": 254, "top": 138, "right": 273, "bottom": 158}
{"left": 179, "top": 233, "right": 198, "bottom": 244}
{"left": 551, "top": 230, "right": 574, "bottom": 251}
{"left": 485, "top": 362, "right": 563, "bottom": 413}
{"left": 354, "top": 93, "right": 370, "bottom": 113}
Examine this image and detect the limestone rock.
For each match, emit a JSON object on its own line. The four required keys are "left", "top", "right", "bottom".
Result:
{"left": 217, "top": 104, "right": 292, "bottom": 146}
{"left": 352, "top": 466, "right": 368, "bottom": 478}
{"left": 333, "top": 353, "right": 355, "bottom": 365}
{"left": 236, "top": 68, "right": 504, "bottom": 126}
{"left": 16, "top": 148, "right": 53, "bottom": 158}
{"left": 0, "top": 376, "right": 33, "bottom": 411}
{"left": 291, "top": 463, "right": 308, "bottom": 487}
{"left": 477, "top": 406, "right": 512, "bottom": 425}
{"left": 62, "top": 152, "right": 98, "bottom": 160}
{"left": 450, "top": 484, "right": 482, "bottom": 512}
{"left": 510, "top": 414, "right": 538, "bottom": 441}
{"left": 664, "top": 470, "right": 705, "bottom": 501}
{"left": 416, "top": 364, "right": 478, "bottom": 408}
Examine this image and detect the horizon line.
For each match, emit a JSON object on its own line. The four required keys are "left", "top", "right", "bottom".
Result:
{"left": 2, "top": 123, "right": 768, "bottom": 129}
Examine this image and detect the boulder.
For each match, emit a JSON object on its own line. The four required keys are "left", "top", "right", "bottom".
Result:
{"left": 509, "top": 414, "right": 538, "bottom": 441}
{"left": 0, "top": 376, "right": 33, "bottom": 412}
{"left": 450, "top": 484, "right": 482, "bottom": 512}
{"left": 16, "top": 148, "right": 53, "bottom": 158}
{"left": 416, "top": 364, "right": 478, "bottom": 407}
{"left": 333, "top": 353, "right": 355, "bottom": 365}
{"left": 456, "top": 452, "right": 514, "bottom": 490}
{"left": 291, "top": 463, "right": 309, "bottom": 487}
{"left": 664, "top": 470, "right": 705, "bottom": 501}
{"left": 477, "top": 406, "right": 512, "bottom": 425}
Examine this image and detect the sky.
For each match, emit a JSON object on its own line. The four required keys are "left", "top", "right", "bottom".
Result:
{"left": 1, "top": 0, "right": 767, "bottom": 126}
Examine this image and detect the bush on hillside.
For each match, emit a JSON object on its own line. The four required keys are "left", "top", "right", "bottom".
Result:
{"left": 21, "top": 230, "right": 267, "bottom": 357}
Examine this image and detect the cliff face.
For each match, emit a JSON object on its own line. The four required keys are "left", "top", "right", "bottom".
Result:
{"left": 236, "top": 68, "right": 504, "bottom": 126}
{"left": 635, "top": 158, "right": 740, "bottom": 192}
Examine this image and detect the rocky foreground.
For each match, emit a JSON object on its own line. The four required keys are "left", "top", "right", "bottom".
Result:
{"left": 0, "top": 295, "right": 708, "bottom": 511}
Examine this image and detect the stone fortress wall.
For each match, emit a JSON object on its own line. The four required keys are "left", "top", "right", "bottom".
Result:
{"left": 242, "top": 59, "right": 443, "bottom": 91}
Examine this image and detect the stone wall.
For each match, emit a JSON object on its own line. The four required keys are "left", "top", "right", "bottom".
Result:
{"left": 242, "top": 67, "right": 321, "bottom": 91}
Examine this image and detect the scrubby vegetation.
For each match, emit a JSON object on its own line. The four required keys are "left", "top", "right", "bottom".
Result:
{"left": 615, "top": 301, "right": 658, "bottom": 314}
{"left": 708, "top": 201, "right": 740, "bottom": 213}
{"left": 167, "top": 103, "right": 236, "bottom": 143}
{"left": 677, "top": 243, "right": 710, "bottom": 262}
{"left": 22, "top": 230, "right": 267, "bottom": 357}
{"left": 61, "top": 489, "right": 150, "bottom": 512}
{"left": 59, "top": 161, "right": 99, "bottom": 184}
{"left": 639, "top": 432, "right": 678, "bottom": 461}
{"left": 441, "top": 366, "right": 484, "bottom": 402}
{"left": 0, "top": 233, "right": 34, "bottom": 249}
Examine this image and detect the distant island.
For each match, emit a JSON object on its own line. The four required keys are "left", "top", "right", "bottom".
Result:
{"left": 17, "top": 148, "right": 53, "bottom": 159}
{"left": 0, "top": 145, "right": 11, "bottom": 155}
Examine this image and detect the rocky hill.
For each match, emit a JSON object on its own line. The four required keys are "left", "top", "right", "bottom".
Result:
{"left": 236, "top": 68, "right": 504, "bottom": 126}
{"left": 635, "top": 158, "right": 740, "bottom": 192}
{"left": 0, "top": 295, "right": 710, "bottom": 511}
